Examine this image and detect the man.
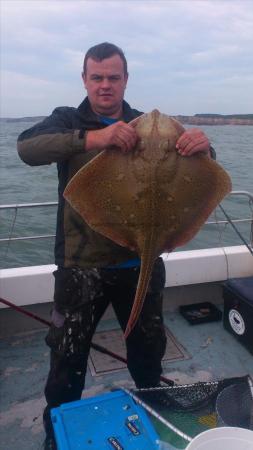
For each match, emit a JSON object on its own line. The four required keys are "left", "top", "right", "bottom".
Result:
{"left": 17, "top": 42, "right": 213, "bottom": 449}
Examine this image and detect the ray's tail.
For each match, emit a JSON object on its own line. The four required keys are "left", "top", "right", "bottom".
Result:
{"left": 124, "top": 249, "right": 156, "bottom": 339}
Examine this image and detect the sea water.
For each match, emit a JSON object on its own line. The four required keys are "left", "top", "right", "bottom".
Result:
{"left": 0, "top": 120, "right": 252, "bottom": 269}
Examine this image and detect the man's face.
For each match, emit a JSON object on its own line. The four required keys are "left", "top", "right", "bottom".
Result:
{"left": 82, "top": 55, "right": 128, "bottom": 117}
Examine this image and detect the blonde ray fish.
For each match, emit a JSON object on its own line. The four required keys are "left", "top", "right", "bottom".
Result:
{"left": 64, "top": 110, "right": 232, "bottom": 338}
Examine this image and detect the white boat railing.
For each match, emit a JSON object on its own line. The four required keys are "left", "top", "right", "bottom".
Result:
{"left": 0, "top": 190, "right": 252, "bottom": 245}
{"left": 0, "top": 191, "right": 252, "bottom": 307}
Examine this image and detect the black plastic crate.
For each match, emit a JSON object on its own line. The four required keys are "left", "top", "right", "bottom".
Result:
{"left": 223, "top": 276, "right": 253, "bottom": 354}
{"left": 179, "top": 302, "right": 222, "bottom": 325}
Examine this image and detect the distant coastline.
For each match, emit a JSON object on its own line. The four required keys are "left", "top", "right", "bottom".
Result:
{"left": 175, "top": 114, "right": 253, "bottom": 126}
{"left": 1, "top": 113, "right": 253, "bottom": 125}
{"left": 0, "top": 116, "right": 46, "bottom": 123}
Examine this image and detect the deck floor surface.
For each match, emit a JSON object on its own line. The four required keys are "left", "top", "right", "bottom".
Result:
{"left": 1, "top": 308, "right": 253, "bottom": 449}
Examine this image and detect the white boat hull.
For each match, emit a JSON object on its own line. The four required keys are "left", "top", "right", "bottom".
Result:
{"left": 1, "top": 245, "right": 252, "bottom": 309}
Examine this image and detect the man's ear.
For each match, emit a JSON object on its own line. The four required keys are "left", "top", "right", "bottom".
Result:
{"left": 81, "top": 72, "right": 87, "bottom": 89}
{"left": 124, "top": 72, "right": 129, "bottom": 89}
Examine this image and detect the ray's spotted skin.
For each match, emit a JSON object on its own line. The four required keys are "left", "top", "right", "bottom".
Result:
{"left": 64, "top": 110, "right": 232, "bottom": 338}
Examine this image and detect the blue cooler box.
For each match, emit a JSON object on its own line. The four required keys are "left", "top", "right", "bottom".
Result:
{"left": 51, "top": 389, "right": 159, "bottom": 449}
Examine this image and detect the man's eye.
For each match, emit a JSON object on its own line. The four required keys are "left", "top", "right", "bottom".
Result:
{"left": 92, "top": 76, "right": 102, "bottom": 81}
{"left": 109, "top": 76, "right": 120, "bottom": 81}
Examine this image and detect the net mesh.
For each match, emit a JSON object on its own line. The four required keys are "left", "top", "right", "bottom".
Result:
{"left": 130, "top": 375, "right": 253, "bottom": 448}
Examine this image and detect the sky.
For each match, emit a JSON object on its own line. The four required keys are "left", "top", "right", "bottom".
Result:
{"left": 1, "top": 0, "right": 253, "bottom": 117}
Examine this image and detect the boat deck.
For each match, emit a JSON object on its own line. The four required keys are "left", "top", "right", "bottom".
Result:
{"left": 1, "top": 303, "right": 253, "bottom": 450}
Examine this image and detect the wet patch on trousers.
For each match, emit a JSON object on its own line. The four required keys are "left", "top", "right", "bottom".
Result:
{"left": 53, "top": 267, "right": 103, "bottom": 314}
{"left": 137, "top": 257, "right": 166, "bottom": 339}
{"left": 146, "top": 257, "right": 165, "bottom": 294}
{"left": 45, "top": 267, "right": 103, "bottom": 358}
{"left": 139, "top": 304, "right": 166, "bottom": 342}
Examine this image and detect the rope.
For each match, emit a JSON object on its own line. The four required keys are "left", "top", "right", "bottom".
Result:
{"left": 4, "top": 206, "right": 18, "bottom": 261}
{"left": 0, "top": 297, "right": 51, "bottom": 327}
{"left": 219, "top": 204, "right": 253, "bottom": 257}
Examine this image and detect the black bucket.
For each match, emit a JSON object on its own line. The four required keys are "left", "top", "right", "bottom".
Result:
{"left": 216, "top": 382, "right": 253, "bottom": 430}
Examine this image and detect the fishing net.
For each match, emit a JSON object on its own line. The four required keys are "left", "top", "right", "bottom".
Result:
{"left": 125, "top": 375, "right": 253, "bottom": 449}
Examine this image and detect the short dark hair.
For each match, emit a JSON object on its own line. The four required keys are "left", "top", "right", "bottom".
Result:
{"left": 83, "top": 42, "right": 128, "bottom": 75}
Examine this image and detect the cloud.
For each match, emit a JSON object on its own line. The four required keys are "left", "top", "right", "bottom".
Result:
{"left": 1, "top": 0, "right": 253, "bottom": 116}
{"left": 0, "top": 70, "right": 84, "bottom": 117}
{"left": 191, "top": 45, "right": 240, "bottom": 63}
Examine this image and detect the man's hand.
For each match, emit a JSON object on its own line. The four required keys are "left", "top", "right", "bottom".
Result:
{"left": 176, "top": 128, "right": 211, "bottom": 157}
{"left": 85, "top": 121, "right": 138, "bottom": 153}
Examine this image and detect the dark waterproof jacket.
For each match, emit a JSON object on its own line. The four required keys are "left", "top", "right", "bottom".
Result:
{"left": 17, "top": 97, "right": 143, "bottom": 268}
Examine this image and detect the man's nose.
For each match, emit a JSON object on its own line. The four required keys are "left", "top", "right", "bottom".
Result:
{"left": 100, "top": 77, "right": 111, "bottom": 88}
